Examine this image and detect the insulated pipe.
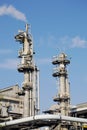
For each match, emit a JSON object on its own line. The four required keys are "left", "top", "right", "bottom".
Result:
{"left": 23, "top": 90, "right": 30, "bottom": 117}
{"left": 37, "top": 69, "right": 40, "bottom": 114}
{"left": 32, "top": 68, "right": 36, "bottom": 115}
{"left": 66, "top": 78, "right": 70, "bottom": 97}
{"left": 1, "top": 114, "right": 87, "bottom": 128}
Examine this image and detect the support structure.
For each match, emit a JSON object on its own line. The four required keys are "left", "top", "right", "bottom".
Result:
{"left": 15, "top": 24, "right": 40, "bottom": 117}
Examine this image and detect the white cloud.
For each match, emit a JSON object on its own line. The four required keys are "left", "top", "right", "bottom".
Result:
{"left": 38, "top": 35, "right": 87, "bottom": 52}
{"left": 71, "top": 36, "right": 87, "bottom": 48}
{"left": 0, "top": 59, "right": 18, "bottom": 69}
{"left": 0, "top": 5, "right": 27, "bottom": 22}
{"left": 59, "top": 36, "right": 87, "bottom": 49}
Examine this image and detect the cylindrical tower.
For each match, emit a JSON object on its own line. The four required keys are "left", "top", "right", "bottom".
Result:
{"left": 15, "top": 24, "right": 39, "bottom": 117}
{"left": 52, "top": 53, "right": 70, "bottom": 130}
{"left": 52, "top": 53, "right": 70, "bottom": 116}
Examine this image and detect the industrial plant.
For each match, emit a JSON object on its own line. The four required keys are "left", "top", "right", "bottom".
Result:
{"left": 0, "top": 24, "right": 87, "bottom": 130}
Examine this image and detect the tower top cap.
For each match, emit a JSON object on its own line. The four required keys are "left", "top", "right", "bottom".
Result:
{"left": 59, "top": 53, "right": 67, "bottom": 58}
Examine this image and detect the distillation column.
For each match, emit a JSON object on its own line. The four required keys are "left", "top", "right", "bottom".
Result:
{"left": 52, "top": 53, "right": 70, "bottom": 130}
{"left": 15, "top": 24, "right": 39, "bottom": 117}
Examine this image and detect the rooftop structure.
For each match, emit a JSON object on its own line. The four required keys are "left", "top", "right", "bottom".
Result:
{"left": 71, "top": 103, "right": 87, "bottom": 118}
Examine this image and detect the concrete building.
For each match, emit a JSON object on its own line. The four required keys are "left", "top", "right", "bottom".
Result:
{"left": 0, "top": 84, "right": 23, "bottom": 120}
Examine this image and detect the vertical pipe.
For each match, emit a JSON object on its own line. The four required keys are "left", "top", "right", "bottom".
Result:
{"left": 32, "top": 67, "right": 36, "bottom": 115}
{"left": 66, "top": 78, "right": 70, "bottom": 98}
{"left": 23, "top": 90, "right": 29, "bottom": 117}
{"left": 37, "top": 68, "right": 40, "bottom": 114}
{"left": 29, "top": 90, "right": 32, "bottom": 116}
{"left": 66, "top": 77, "right": 70, "bottom": 116}
{"left": 24, "top": 37, "right": 29, "bottom": 54}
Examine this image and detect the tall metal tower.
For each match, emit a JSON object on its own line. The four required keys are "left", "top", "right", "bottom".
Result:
{"left": 52, "top": 53, "right": 70, "bottom": 130}
{"left": 15, "top": 24, "right": 40, "bottom": 117}
{"left": 52, "top": 53, "right": 70, "bottom": 116}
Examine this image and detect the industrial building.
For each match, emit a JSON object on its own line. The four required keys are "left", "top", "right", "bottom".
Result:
{"left": 0, "top": 24, "right": 87, "bottom": 130}
{"left": 0, "top": 84, "right": 23, "bottom": 120}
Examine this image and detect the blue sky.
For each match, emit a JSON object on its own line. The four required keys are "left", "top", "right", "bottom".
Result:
{"left": 0, "top": 0, "right": 87, "bottom": 112}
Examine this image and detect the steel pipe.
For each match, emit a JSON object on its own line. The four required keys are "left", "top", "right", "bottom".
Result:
{"left": 0, "top": 114, "right": 87, "bottom": 128}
